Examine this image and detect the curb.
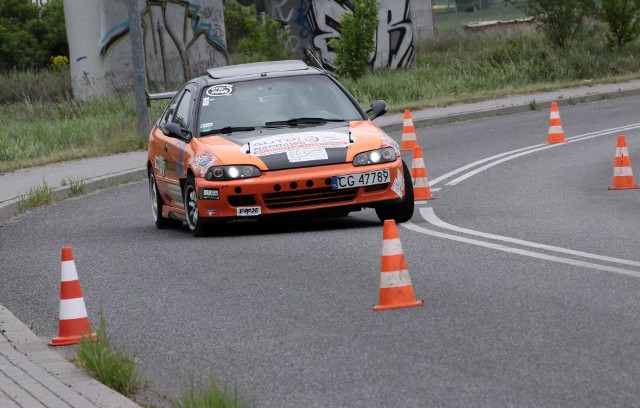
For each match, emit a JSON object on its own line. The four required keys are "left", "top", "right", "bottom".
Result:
{"left": 0, "top": 305, "right": 140, "bottom": 408}
{"left": 0, "top": 168, "right": 147, "bottom": 222}
{"left": 377, "top": 85, "right": 640, "bottom": 133}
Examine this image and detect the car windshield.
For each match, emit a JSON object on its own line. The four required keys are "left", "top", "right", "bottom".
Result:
{"left": 198, "top": 75, "right": 364, "bottom": 136}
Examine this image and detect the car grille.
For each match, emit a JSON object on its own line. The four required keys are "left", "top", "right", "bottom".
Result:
{"left": 263, "top": 187, "right": 358, "bottom": 210}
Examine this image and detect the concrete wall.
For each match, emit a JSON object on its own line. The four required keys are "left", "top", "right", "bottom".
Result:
{"left": 64, "top": 0, "right": 227, "bottom": 100}
{"left": 265, "top": 0, "right": 433, "bottom": 70}
{"left": 63, "top": 0, "right": 434, "bottom": 100}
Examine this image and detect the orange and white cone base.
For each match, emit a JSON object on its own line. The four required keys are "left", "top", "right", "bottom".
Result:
{"left": 373, "top": 220, "right": 424, "bottom": 311}
{"left": 411, "top": 146, "right": 434, "bottom": 201}
{"left": 50, "top": 247, "right": 97, "bottom": 346}
{"left": 401, "top": 109, "right": 418, "bottom": 151}
{"left": 545, "top": 102, "right": 566, "bottom": 144}
{"left": 609, "top": 135, "right": 639, "bottom": 190}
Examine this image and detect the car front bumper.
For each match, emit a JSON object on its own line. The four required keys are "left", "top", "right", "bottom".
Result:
{"left": 194, "top": 159, "right": 406, "bottom": 219}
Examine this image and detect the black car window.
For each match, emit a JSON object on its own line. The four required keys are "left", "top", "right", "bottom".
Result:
{"left": 173, "top": 89, "right": 192, "bottom": 129}
{"left": 198, "top": 75, "right": 364, "bottom": 136}
{"left": 158, "top": 89, "right": 186, "bottom": 126}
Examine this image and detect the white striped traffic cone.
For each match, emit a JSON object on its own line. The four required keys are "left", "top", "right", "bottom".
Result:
{"left": 545, "top": 102, "right": 566, "bottom": 144}
{"left": 373, "top": 220, "right": 424, "bottom": 311}
{"left": 401, "top": 109, "right": 418, "bottom": 151}
{"left": 50, "top": 247, "right": 97, "bottom": 346}
{"left": 412, "top": 146, "right": 434, "bottom": 201}
{"left": 609, "top": 135, "right": 639, "bottom": 190}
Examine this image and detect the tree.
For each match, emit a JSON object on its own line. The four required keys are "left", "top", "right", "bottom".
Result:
{"left": 0, "top": 0, "right": 68, "bottom": 70}
{"left": 507, "top": 0, "right": 596, "bottom": 49}
{"left": 41, "top": 0, "right": 68, "bottom": 58}
{"left": 0, "top": 0, "right": 46, "bottom": 69}
{"left": 599, "top": 0, "right": 640, "bottom": 48}
{"left": 238, "top": 13, "right": 291, "bottom": 62}
{"left": 328, "top": 0, "right": 378, "bottom": 80}
{"left": 224, "top": 0, "right": 290, "bottom": 62}
{"left": 223, "top": 0, "right": 257, "bottom": 53}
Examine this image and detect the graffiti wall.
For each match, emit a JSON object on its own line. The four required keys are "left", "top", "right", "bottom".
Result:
{"left": 264, "top": 0, "right": 432, "bottom": 70}
{"left": 64, "top": 0, "right": 227, "bottom": 100}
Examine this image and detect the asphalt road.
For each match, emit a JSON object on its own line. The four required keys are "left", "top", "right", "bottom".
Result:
{"left": 2, "top": 96, "right": 640, "bottom": 407}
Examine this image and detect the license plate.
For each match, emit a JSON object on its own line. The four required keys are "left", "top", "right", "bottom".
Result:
{"left": 332, "top": 169, "right": 390, "bottom": 190}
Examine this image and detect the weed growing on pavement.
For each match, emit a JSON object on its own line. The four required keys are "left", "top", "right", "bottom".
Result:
{"left": 173, "top": 369, "right": 255, "bottom": 408}
{"left": 68, "top": 177, "right": 86, "bottom": 197}
{"left": 74, "top": 315, "right": 143, "bottom": 397}
{"left": 529, "top": 99, "right": 538, "bottom": 111}
{"left": 17, "top": 179, "right": 52, "bottom": 213}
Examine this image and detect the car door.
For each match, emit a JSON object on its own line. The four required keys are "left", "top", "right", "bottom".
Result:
{"left": 153, "top": 85, "right": 196, "bottom": 208}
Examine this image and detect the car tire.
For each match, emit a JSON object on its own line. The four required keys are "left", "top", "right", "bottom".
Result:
{"left": 183, "top": 176, "right": 210, "bottom": 237}
{"left": 375, "top": 161, "right": 414, "bottom": 223}
{"left": 149, "top": 169, "right": 182, "bottom": 229}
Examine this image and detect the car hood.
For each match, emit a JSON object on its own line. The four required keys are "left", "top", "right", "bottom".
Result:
{"left": 196, "top": 121, "right": 387, "bottom": 171}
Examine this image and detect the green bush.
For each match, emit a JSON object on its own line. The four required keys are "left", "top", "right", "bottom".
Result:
{"left": 506, "top": 0, "right": 596, "bottom": 48}
{"left": 0, "top": 0, "right": 67, "bottom": 70}
{"left": 224, "top": 0, "right": 290, "bottom": 63}
{"left": 328, "top": 0, "right": 378, "bottom": 80}
{"left": 599, "top": 0, "right": 640, "bottom": 48}
{"left": 223, "top": 0, "right": 256, "bottom": 54}
{"left": 238, "top": 13, "right": 291, "bottom": 63}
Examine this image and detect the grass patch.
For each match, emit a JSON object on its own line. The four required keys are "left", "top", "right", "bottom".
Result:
{"left": 343, "top": 28, "right": 640, "bottom": 111}
{"left": 0, "top": 68, "right": 73, "bottom": 104}
{"left": 18, "top": 179, "right": 52, "bottom": 213}
{"left": 173, "top": 369, "right": 254, "bottom": 408}
{"left": 68, "top": 177, "right": 86, "bottom": 197}
{"left": 0, "top": 90, "right": 163, "bottom": 173}
{"left": 74, "top": 315, "right": 143, "bottom": 397}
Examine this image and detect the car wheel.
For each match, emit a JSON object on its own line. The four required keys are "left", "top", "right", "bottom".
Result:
{"left": 149, "top": 169, "right": 182, "bottom": 229}
{"left": 183, "top": 176, "right": 210, "bottom": 237}
{"left": 375, "top": 161, "right": 414, "bottom": 223}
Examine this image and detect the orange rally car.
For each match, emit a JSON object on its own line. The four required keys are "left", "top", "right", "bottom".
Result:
{"left": 147, "top": 60, "right": 414, "bottom": 236}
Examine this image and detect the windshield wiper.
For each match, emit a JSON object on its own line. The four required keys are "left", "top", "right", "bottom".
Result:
{"left": 201, "top": 126, "right": 255, "bottom": 136}
{"left": 264, "top": 117, "right": 347, "bottom": 128}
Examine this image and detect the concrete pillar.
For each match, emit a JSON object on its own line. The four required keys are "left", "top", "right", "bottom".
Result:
{"left": 410, "top": 0, "right": 435, "bottom": 42}
{"left": 64, "top": 0, "right": 228, "bottom": 100}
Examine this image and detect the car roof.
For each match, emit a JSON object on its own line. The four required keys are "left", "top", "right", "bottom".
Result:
{"left": 207, "top": 60, "right": 309, "bottom": 79}
{"left": 201, "top": 60, "right": 322, "bottom": 85}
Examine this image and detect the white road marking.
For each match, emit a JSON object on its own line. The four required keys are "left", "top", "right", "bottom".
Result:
{"left": 429, "top": 123, "right": 640, "bottom": 187}
{"left": 420, "top": 207, "right": 640, "bottom": 268}
{"left": 402, "top": 220, "right": 640, "bottom": 278}
{"left": 428, "top": 144, "right": 543, "bottom": 187}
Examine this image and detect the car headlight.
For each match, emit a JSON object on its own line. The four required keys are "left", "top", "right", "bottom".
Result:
{"left": 353, "top": 148, "right": 397, "bottom": 166}
{"left": 205, "top": 165, "right": 261, "bottom": 181}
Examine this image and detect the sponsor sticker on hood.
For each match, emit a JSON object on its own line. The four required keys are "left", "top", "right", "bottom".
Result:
{"left": 241, "top": 132, "right": 350, "bottom": 157}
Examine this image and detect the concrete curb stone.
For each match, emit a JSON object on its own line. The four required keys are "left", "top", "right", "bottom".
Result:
{"left": 0, "top": 305, "right": 140, "bottom": 408}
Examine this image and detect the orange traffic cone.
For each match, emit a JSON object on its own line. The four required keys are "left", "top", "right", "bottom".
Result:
{"left": 545, "top": 102, "right": 566, "bottom": 144}
{"left": 609, "top": 135, "right": 639, "bottom": 190}
{"left": 412, "top": 146, "right": 434, "bottom": 201}
{"left": 401, "top": 109, "right": 418, "bottom": 151}
{"left": 50, "top": 247, "right": 97, "bottom": 346}
{"left": 373, "top": 220, "right": 424, "bottom": 311}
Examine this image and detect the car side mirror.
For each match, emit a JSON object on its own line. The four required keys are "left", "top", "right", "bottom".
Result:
{"left": 161, "top": 122, "right": 191, "bottom": 142}
{"left": 366, "top": 100, "right": 388, "bottom": 120}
